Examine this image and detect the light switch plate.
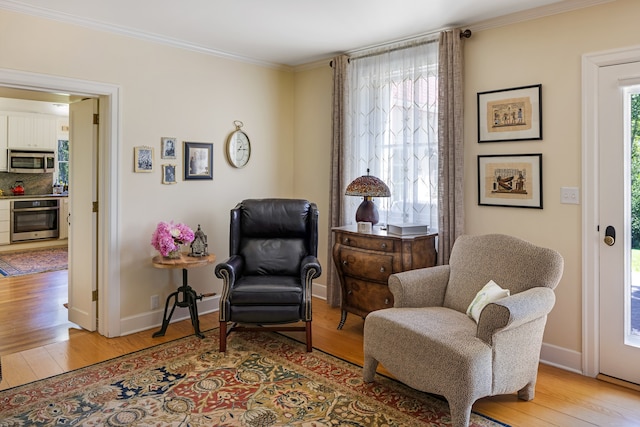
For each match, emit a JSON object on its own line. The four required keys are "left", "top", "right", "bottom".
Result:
{"left": 560, "top": 187, "right": 580, "bottom": 204}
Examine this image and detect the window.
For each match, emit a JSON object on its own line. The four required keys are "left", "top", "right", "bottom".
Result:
{"left": 346, "top": 40, "right": 439, "bottom": 229}
{"left": 57, "top": 138, "right": 69, "bottom": 185}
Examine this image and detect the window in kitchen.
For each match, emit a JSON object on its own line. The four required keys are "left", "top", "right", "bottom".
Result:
{"left": 57, "top": 139, "right": 69, "bottom": 186}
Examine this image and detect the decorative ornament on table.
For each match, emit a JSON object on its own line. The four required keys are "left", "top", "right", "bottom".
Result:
{"left": 151, "top": 221, "right": 195, "bottom": 259}
{"left": 189, "top": 224, "right": 209, "bottom": 257}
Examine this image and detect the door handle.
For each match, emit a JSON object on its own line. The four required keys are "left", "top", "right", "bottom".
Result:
{"left": 604, "top": 225, "right": 616, "bottom": 246}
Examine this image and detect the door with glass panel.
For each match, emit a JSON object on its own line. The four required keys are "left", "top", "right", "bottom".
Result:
{"left": 598, "top": 61, "right": 640, "bottom": 385}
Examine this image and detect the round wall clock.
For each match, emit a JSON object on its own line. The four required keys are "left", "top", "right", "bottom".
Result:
{"left": 226, "top": 121, "right": 251, "bottom": 168}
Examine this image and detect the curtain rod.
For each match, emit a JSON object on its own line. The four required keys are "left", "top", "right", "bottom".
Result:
{"left": 330, "top": 29, "right": 471, "bottom": 67}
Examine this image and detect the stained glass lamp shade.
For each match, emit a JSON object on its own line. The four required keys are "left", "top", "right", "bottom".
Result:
{"left": 345, "top": 169, "right": 391, "bottom": 225}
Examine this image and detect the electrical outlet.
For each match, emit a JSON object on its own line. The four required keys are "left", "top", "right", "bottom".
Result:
{"left": 560, "top": 187, "right": 580, "bottom": 205}
{"left": 151, "top": 294, "right": 159, "bottom": 310}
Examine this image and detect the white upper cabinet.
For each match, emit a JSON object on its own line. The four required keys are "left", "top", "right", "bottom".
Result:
{"left": 7, "top": 113, "right": 58, "bottom": 150}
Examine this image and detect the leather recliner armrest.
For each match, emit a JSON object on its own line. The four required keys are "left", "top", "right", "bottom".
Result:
{"left": 300, "top": 255, "right": 322, "bottom": 281}
{"left": 215, "top": 254, "right": 245, "bottom": 287}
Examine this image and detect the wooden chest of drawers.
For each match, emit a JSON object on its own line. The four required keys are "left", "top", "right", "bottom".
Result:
{"left": 332, "top": 225, "right": 437, "bottom": 328}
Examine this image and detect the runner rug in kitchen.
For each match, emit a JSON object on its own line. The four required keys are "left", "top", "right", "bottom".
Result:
{"left": 0, "top": 246, "right": 67, "bottom": 276}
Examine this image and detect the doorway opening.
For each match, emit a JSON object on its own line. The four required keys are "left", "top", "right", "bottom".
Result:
{"left": 0, "top": 68, "right": 121, "bottom": 339}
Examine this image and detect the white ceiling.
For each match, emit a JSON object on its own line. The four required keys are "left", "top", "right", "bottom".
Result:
{"left": 0, "top": 0, "right": 612, "bottom": 67}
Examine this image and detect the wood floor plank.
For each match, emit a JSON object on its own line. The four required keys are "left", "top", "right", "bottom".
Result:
{"left": 0, "top": 352, "right": 37, "bottom": 389}
{"left": 21, "top": 346, "right": 65, "bottom": 379}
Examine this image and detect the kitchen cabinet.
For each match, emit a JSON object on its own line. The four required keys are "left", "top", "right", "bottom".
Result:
{"left": 0, "top": 200, "right": 10, "bottom": 245}
{"left": 59, "top": 197, "right": 69, "bottom": 240}
{"left": 0, "top": 114, "right": 7, "bottom": 171}
{"left": 7, "top": 113, "right": 57, "bottom": 150}
{"left": 332, "top": 225, "right": 437, "bottom": 329}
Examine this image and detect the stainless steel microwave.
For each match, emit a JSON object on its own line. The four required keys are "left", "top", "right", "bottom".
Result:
{"left": 8, "top": 149, "right": 56, "bottom": 173}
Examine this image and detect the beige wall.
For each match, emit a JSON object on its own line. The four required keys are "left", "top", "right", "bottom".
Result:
{"left": 293, "top": 65, "right": 333, "bottom": 297}
{"left": 464, "top": 0, "right": 640, "bottom": 361}
{"left": 293, "top": 0, "right": 640, "bottom": 370}
{"left": 0, "top": 10, "right": 297, "bottom": 327}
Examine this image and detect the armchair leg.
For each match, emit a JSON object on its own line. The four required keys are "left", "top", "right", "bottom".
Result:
{"left": 306, "top": 321, "right": 312, "bottom": 352}
{"left": 448, "top": 403, "right": 472, "bottom": 427}
{"left": 219, "top": 322, "right": 227, "bottom": 352}
{"left": 363, "top": 356, "right": 378, "bottom": 382}
{"left": 518, "top": 380, "right": 536, "bottom": 401}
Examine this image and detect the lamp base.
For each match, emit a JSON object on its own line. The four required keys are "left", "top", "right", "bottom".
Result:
{"left": 355, "top": 197, "right": 379, "bottom": 225}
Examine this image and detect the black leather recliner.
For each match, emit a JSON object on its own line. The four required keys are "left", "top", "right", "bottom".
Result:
{"left": 215, "top": 198, "right": 321, "bottom": 352}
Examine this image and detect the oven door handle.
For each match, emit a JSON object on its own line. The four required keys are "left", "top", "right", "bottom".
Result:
{"left": 12, "top": 206, "right": 60, "bottom": 212}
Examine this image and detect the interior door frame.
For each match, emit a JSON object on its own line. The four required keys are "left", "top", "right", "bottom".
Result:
{"left": 0, "top": 68, "right": 121, "bottom": 337}
{"left": 582, "top": 45, "right": 640, "bottom": 377}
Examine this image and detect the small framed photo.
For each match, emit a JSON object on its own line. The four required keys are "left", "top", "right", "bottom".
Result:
{"left": 161, "top": 137, "right": 177, "bottom": 159}
{"left": 184, "top": 142, "right": 213, "bottom": 180}
{"left": 162, "top": 164, "right": 177, "bottom": 184}
{"left": 477, "top": 153, "right": 542, "bottom": 209}
{"left": 134, "top": 146, "right": 153, "bottom": 172}
{"left": 477, "top": 84, "right": 542, "bottom": 143}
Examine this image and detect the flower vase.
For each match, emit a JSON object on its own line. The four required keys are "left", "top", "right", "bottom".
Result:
{"left": 166, "top": 245, "right": 181, "bottom": 259}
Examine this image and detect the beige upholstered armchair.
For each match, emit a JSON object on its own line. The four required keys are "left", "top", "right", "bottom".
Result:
{"left": 363, "top": 234, "right": 564, "bottom": 427}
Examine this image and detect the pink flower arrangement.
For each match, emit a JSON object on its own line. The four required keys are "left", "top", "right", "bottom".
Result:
{"left": 151, "top": 221, "right": 195, "bottom": 257}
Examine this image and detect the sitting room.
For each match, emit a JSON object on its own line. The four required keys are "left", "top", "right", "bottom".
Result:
{"left": 1, "top": 0, "right": 640, "bottom": 426}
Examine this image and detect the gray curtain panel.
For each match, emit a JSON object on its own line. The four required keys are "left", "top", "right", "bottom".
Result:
{"left": 437, "top": 29, "right": 465, "bottom": 265}
{"left": 327, "top": 55, "right": 350, "bottom": 307}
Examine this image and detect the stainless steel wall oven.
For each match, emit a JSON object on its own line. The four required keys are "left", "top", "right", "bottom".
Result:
{"left": 10, "top": 198, "right": 60, "bottom": 242}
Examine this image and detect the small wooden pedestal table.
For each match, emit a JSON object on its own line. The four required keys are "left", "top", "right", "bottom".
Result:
{"left": 151, "top": 252, "right": 216, "bottom": 339}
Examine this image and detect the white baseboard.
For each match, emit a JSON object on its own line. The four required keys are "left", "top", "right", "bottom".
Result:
{"left": 120, "top": 295, "right": 220, "bottom": 336}
{"left": 540, "top": 342, "right": 582, "bottom": 374}
{"left": 312, "top": 282, "right": 327, "bottom": 300}
{"left": 120, "top": 283, "right": 330, "bottom": 336}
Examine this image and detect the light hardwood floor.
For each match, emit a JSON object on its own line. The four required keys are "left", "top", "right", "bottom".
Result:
{"left": 1, "top": 270, "right": 640, "bottom": 426}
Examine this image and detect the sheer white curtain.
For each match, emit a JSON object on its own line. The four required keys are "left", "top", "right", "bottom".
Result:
{"left": 345, "top": 38, "right": 440, "bottom": 229}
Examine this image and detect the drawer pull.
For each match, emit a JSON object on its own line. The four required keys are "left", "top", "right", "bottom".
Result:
{"left": 348, "top": 290, "right": 353, "bottom": 295}
{"left": 342, "top": 260, "right": 348, "bottom": 266}
{"left": 343, "top": 238, "right": 350, "bottom": 244}
{"left": 381, "top": 243, "right": 387, "bottom": 249}
{"left": 384, "top": 298, "right": 390, "bottom": 305}
{"left": 380, "top": 266, "right": 385, "bottom": 273}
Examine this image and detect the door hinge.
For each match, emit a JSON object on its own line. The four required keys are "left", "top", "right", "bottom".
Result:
{"left": 93, "top": 113, "right": 99, "bottom": 125}
{"left": 93, "top": 201, "right": 98, "bottom": 212}
{"left": 92, "top": 290, "right": 98, "bottom": 301}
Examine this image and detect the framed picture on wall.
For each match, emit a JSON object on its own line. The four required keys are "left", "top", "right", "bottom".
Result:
{"left": 161, "top": 137, "right": 177, "bottom": 159}
{"left": 134, "top": 146, "right": 154, "bottom": 172}
{"left": 477, "top": 84, "right": 542, "bottom": 142}
{"left": 184, "top": 142, "right": 213, "bottom": 180}
{"left": 162, "top": 164, "right": 177, "bottom": 184}
{"left": 477, "top": 153, "right": 543, "bottom": 209}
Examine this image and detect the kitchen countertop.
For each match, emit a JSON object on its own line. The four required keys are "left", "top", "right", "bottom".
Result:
{"left": 0, "top": 193, "right": 69, "bottom": 199}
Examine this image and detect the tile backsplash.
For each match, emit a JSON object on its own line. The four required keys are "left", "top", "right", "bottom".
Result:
{"left": 0, "top": 172, "right": 54, "bottom": 195}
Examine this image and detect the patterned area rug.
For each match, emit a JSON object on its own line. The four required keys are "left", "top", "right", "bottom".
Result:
{"left": 0, "top": 330, "right": 508, "bottom": 426}
{"left": 0, "top": 246, "right": 67, "bottom": 276}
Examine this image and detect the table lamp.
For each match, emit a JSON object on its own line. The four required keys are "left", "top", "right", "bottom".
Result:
{"left": 345, "top": 169, "right": 390, "bottom": 225}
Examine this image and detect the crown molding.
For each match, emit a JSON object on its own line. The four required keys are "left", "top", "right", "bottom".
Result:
{"left": 467, "top": 0, "right": 616, "bottom": 33}
{"left": 0, "top": 0, "right": 291, "bottom": 71}
{"left": 294, "top": 0, "right": 616, "bottom": 71}
{"left": 0, "top": 0, "right": 617, "bottom": 71}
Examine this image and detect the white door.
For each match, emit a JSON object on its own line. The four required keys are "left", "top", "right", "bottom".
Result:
{"left": 598, "top": 61, "right": 640, "bottom": 385}
{"left": 67, "top": 98, "right": 98, "bottom": 331}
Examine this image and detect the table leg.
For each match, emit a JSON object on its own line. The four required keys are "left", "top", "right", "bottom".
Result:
{"left": 152, "top": 268, "right": 205, "bottom": 338}
{"left": 338, "top": 309, "right": 348, "bottom": 329}
{"left": 152, "top": 291, "right": 178, "bottom": 337}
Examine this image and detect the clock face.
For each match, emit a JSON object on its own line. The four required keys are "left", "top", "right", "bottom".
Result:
{"left": 227, "top": 130, "right": 251, "bottom": 168}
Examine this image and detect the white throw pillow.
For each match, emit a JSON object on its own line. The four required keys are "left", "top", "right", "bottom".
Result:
{"left": 466, "top": 280, "right": 510, "bottom": 323}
